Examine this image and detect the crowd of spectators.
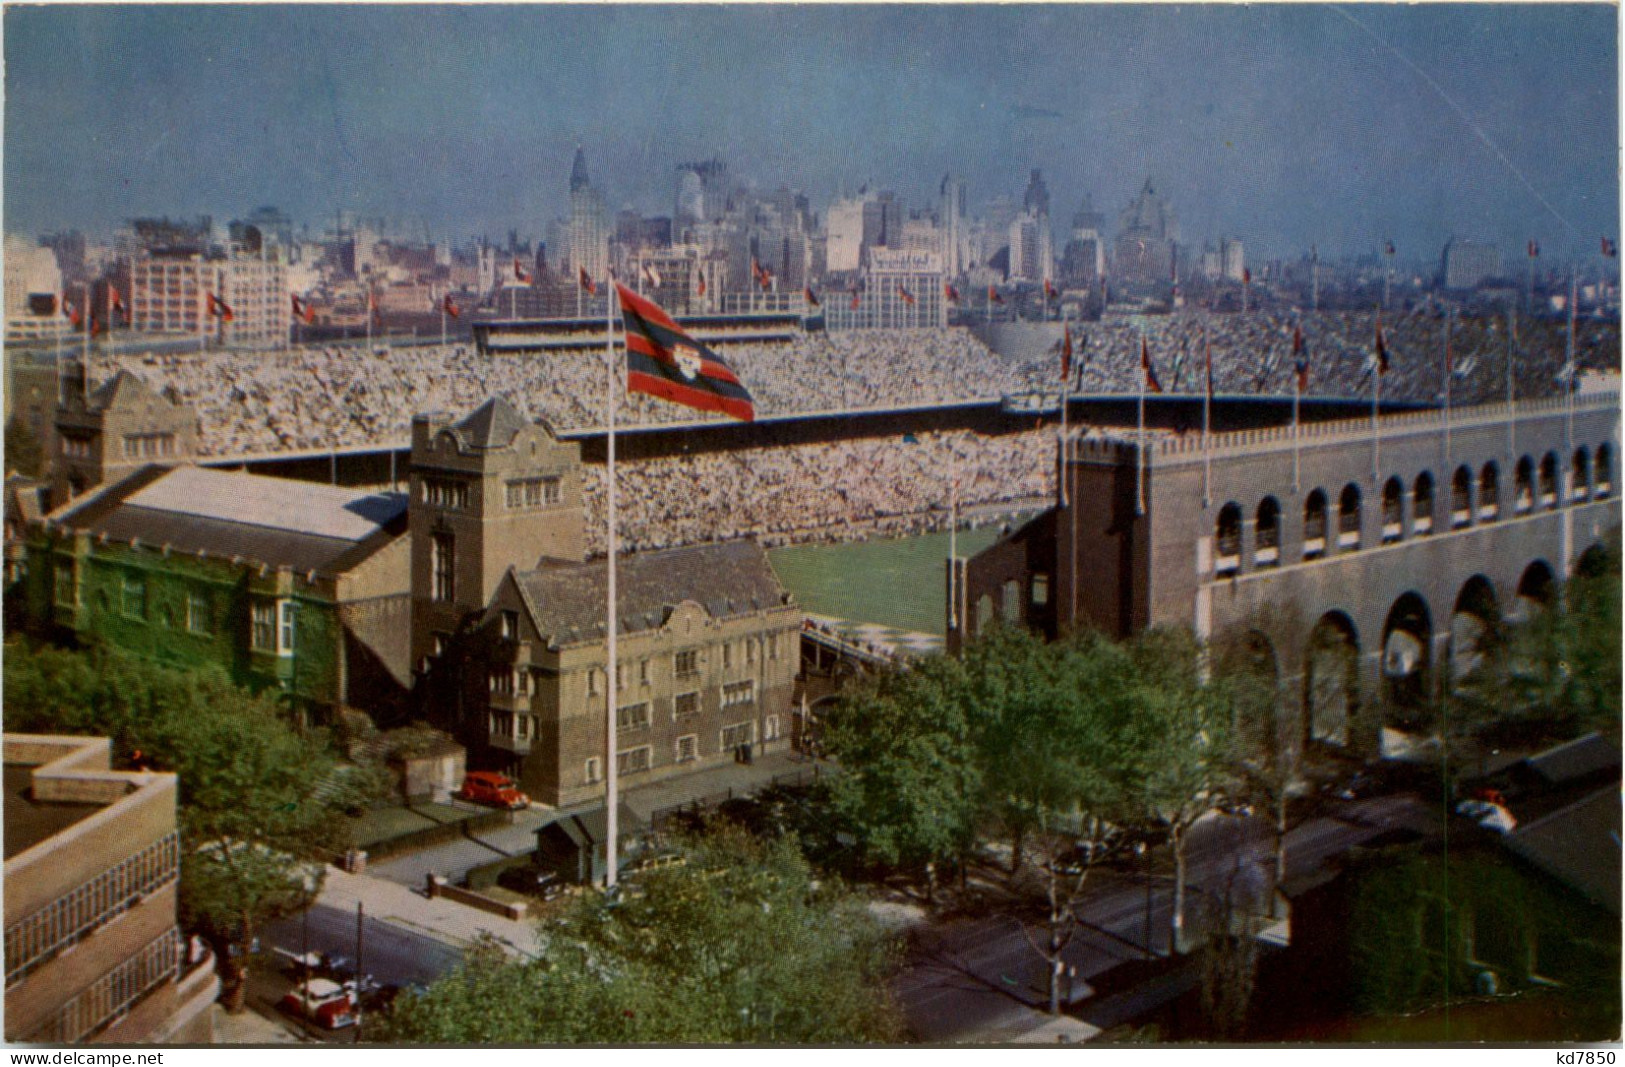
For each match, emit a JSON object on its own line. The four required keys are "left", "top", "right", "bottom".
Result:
{"left": 578, "top": 428, "right": 1055, "bottom": 555}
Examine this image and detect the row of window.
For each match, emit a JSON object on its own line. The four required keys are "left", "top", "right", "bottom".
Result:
{"left": 122, "top": 433, "right": 176, "bottom": 460}
{"left": 504, "top": 477, "right": 562, "bottom": 510}
{"left": 1212, "top": 443, "right": 1615, "bottom": 577}
{"left": 583, "top": 717, "right": 782, "bottom": 783}
{"left": 583, "top": 636, "right": 787, "bottom": 696}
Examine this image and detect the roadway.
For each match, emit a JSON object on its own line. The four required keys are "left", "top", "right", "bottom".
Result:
{"left": 893, "top": 791, "right": 1441, "bottom": 1042}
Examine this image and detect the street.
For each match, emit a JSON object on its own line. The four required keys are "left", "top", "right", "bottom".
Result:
{"left": 893, "top": 792, "right": 1441, "bottom": 1042}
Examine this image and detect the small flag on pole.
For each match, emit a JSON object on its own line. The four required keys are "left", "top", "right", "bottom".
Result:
{"left": 1604, "top": 237, "right": 1618, "bottom": 258}
{"left": 1384, "top": 240, "right": 1396, "bottom": 257}
{"left": 642, "top": 262, "right": 663, "bottom": 288}
{"left": 1043, "top": 278, "right": 1057, "bottom": 301}
{"left": 1142, "top": 335, "right": 1163, "bottom": 394}
{"left": 988, "top": 285, "right": 1004, "bottom": 305}
{"left": 206, "top": 292, "right": 234, "bottom": 322}
{"left": 849, "top": 283, "right": 860, "bottom": 310}
{"left": 897, "top": 283, "right": 916, "bottom": 306}
{"left": 513, "top": 257, "right": 533, "bottom": 285}
{"left": 578, "top": 266, "right": 598, "bottom": 296}
{"left": 63, "top": 295, "right": 81, "bottom": 328}
{"left": 1242, "top": 267, "right": 1251, "bottom": 286}
{"left": 1527, "top": 239, "right": 1540, "bottom": 259}
{"left": 291, "top": 294, "right": 316, "bottom": 324}
{"left": 695, "top": 271, "right": 707, "bottom": 298}
{"left": 442, "top": 294, "right": 461, "bottom": 319}
{"left": 109, "top": 284, "right": 127, "bottom": 321}
{"left": 803, "top": 286, "right": 820, "bottom": 308}
{"left": 1204, "top": 331, "right": 1215, "bottom": 398}
{"left": 944, "top": 283, "right": 961, "bottom": 304}
{"left": 1370, "top": 313, "right": 1390, "bottom": 376}
{"left": 618, "top": 283, "right": 755, "bottom": 422}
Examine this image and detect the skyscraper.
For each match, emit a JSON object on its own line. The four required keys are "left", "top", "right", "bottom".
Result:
{"left": 940, "top": 174, "right": 967, "bottom": 279}
{"left": 1113, "top": 178, "right": 1180, "bottom": 288}
{"left": 568, "top": 147, "right": 609, "bottom": 283}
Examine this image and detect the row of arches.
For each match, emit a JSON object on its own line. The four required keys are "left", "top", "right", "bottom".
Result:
{"left": 1233, "top": 553, "right": 1588, "bottom": 750}
{"left": 1213, "top": 442, "right": 1614, "bottom": 578}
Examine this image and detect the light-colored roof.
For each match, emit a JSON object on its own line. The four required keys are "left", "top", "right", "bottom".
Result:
{"left": 124, "top": 466, "right": 403, "bottom": 542}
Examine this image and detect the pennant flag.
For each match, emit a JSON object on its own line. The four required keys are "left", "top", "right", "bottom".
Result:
{"left": 1527, "top": 239, "right": 1540, "bottom": 259}
{"left": 1142, "top": 336, "right": 1163, "bottom": 394}
{"left": 1311, "top": 244, "right": 1319, "bottom": 263}
{"left": 1384, "top": 240, "right": 1396, "bottom": 257}
{"left": 849, "top": 284, "right": 860, "bottom": 310}
{"left": 751, "top": 258, "right": 773, "bottom": 291}
{"left": 695, "top": 271, "right": 707, "bottom": 298}
{"left": 1242, "top": 267, "right": 1251, "bottom": 286}
{"left": 1370, "top": 312, "right": 1390, "bottom": 376}
{"left": 897, "top": 282, "right": 916, "bottom": 306}
{"left": 578, "top": 266, "right": 598, "bottom": 296}
{"left": 63, "top": 295, "right": 81, "bottom": 328}
{"left": 987, "top": 285, "right": 1004, "bottom": 305}
{"left": 91, "top": 315, "right": 109, "bottom": 337}
{"left": 109, "top": 284, "right": 127, "bottom": 320}
{"left": 291, "top": 294, "right": 317, "bottom": 324}
{"left": 206, "top": 292, "right": 234, "bottom": 322}
{"left": 944, "top": 283, "right": 961, "bottom": 304}
{"left": 642, "top": 262, "right": 663, "bottom": 288}
{"left": 513, "top": 257, "right": 533, "bottom": 285}
{"left": 1604, "top": 237, "right": 1618, "bottom": 258}
{"left": 1557, "top": 360, "right": 1578, "bottom": 389}
{"left": 803, "top": 286, "right": 820, "bottom": 308}
{"left": 1060, "top": 323, "right": 1073, "bottom": 382}
{"left": 617, "top": 283, "right": 754, "bottom": 422}
{"left": 1293, "top": 324, "right": 1309, "bottom": 392}
{"left": 1043, "top": 278, "right": 1057, "bottom": 300}
{"left": 442, "top": 294, "right": 461, "bottom": 319}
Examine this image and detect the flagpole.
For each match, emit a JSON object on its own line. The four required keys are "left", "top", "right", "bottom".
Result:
{"left": 82, "top": 282, "right": 92, "bottom": 398}
{"left": 1060, "top": 311, "right": 1070, "bottom": 509}
{"left": 947, "top": 474, "right": 958, "bottom": 633}
{"left": 1443, "top": 310, "right": 1453, "bottom": 472}
{"left": 1566, "top": 266, "right": 1577, "bottom": 461}
{"left": 1506, "top": 302, "right": 1517, "bottom": 467}
{"left": 1372, "top": 355, "right": 1381, "bottom": 487}
{"left": 1137, "top": 331, "right": 1147, "bottom": 517}
{"left": 1292, "top": 352, "right": 1302, "bottom": 493}
{"left": 604, "top": 280, "right": 620, "bottom": 890}
{"left": 1202, "top": 329, "right": 1212, "bottom": 508}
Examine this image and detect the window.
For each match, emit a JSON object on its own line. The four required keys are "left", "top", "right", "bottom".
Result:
{"left": 490, "top": 669, "right": 514, "bottom": 695}
{"left": 1597, "top": 443, "right": 1613, "bottom": 497}
{"left": 1539, "top": 454, "right": 1559, "bottom": 507}
{"left": 616, "top": 662, "right": 627, "bottom": 691}
{"left": 121, "top": 573, "right": 146, "bottom": 619}
{"left": 500, "top": 610, "right": 519, "bottom": 641}
{"left": 1478, "top": 462, "right": 1500, "bottom": 521}
{"left": 1214, "top": 503, "right": 1243, "bottom": 574}
{"left": 54, "top": 559, "right": 76, "bottom": 607}
{"left": 722, "top": 680, "right": 756, "bottom": 708}
{"left": 675, "top": 735, "right": 698, "bottom": 763}
{"left": 122, "top": 433, "right": 175, "bottom": 459}
{"left": 639, "top": 658, "right": 650, "bottom": 685}
{"left": 1303, "top": 490, "right": 1327, "bottom": 558}
{"left": 764, "top": 714, "right": 781, "bottom": 742}
{"left": 60, "top": 436, "right": 92, "bottom": 460}
{"left": 617, "top": 702, "right": 650, "bottom": 732}
{"left": 187, "top": 591, "right": 210, "bottom": 633}
{"left": 769, "top": 634, "right": 780, "bottom": 661}
{"left": 675, "top": 649, "right": 699, "bottom": 678}
{"left": 722, "top": 642, "right": 733, "bottom": 670}
{"left": 584, "top": 758, "right": 602, "bottom": 784}
{"left": 1453, "top": 466, "right": 1474, "bottom": 526}
{"left": 587, "top": 667, "right": 599, "bottom": 696}
{"left": 505, "top": 477, "right": 561, "bottom": 510}
{"left": 721, "top": 722, "right": 754, "bottom": 751}
{"left": 1255, "top": 498, "right": 1281, "bottom": 565}
{"left": 617, "top": 746, "right": 652, "bottom": 776}
{"left": 1413, "top": 473, "right": 1435, "bottom": 534}
{"left": 421, "top": 478, "right": 469, "bottom": 510}
{"left": 1031, "top": 574, "right": 1049, "bottom": 606}
{"left": 518, "top": 714, "right": 530, "bottom": 740}
{"left": 252, "top": 601, "right": 276, "bottom": 651}
{"left": 674, "top": 691, "right": 700, "bottom": 720}
{"left": 746, "top": 639, "right": 756, "bottom": 665}
{"left": 1573, "top": 447, "right": 1592, "bottom": 500}
{"left": 1338, "top": 484, "right": 1361, "bottom": 548}
{"left": 278, "top": 600, "right": 297, "bottom": 655}
{"left": 1514, "top": 457, "right": 1534, "bottom": 514}
{"left": 430, "top": 532, "right": 455, "bottom": 603}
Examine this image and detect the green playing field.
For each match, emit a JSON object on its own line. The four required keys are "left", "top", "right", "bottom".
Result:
{"left": 767, "top": 524, "right": 1012, "bottom": 637}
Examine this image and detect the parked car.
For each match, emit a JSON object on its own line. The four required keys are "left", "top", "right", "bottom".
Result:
{"left": 497, "top": 865, "right": 563, "bottom": 900}
{"left": 456, "top": 771, "right": 529, "bottom": 810}
{"left": 279, "top": 978, "right": 358, "bottom": 1030}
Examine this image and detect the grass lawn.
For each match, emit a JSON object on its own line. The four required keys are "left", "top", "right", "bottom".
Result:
{"left": 768, "top": 524, "right": 1013, "bottom": 636}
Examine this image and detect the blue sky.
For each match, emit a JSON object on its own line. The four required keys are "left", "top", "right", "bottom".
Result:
{"left": 4, "top": 4, "right": 1617, "bottom": 261}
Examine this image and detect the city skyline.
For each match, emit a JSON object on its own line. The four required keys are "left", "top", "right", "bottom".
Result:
{"left": 3, "top": 4, "right": 1619, "bottom": 262}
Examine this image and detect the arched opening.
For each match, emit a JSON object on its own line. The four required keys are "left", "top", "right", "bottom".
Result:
{"left": 1572, "top": 447, "right": 1591, "bottom": 502}
{"left": 1214, "top": 502, "right": 1243, "bottom": 576}
{"left": 1449, "top": 575, "right": 1500, "bottom": 695}
{"left": 1382, "top": 477, "right": 1405, "bottom": 543}
{"left": 975, "top": 594, "right": 994, "bottom": 635}
{"left": 1510, "top": 560, "right": 1556, "bottom": 623}
{"left": 1514, "top": 456, "right": 1534, "bottom": 515}
{"left": 1596, "top": 443, "right": 1613, "bottom": 498}
{"left": 1539, "top": 453, "right": 1559, "bottom": 509}
{"left": 1576, "top": 542, "right": 1611, "bottom": 579}
{"left": 1254, "top": 497, "right": 1281, "bottom": 568}
{"left": 1381, "top": 592, "right": 1433, "bottom": 725}
{"left": 1413, "top": 472, "right": 1435, "bottom": 535}
{"left": 1001, "top": 580, "right": 1022, "bottom": 624}
{"left": 1305, "top": 612, "right": 1359, "bottom": 748}
{"left": 1218, "top": 628, "right": 1284, "bottom": 757}
{"left": 1451, "top": 466, "right": 1473, "bottom": 528}
{"left": 1303, "top": 489, "right": 1328, "bottom": 560}
{"left": 1478, "top": 461, "right": 1500, "bottom": 522}
{"left": 1337, "top": 483, "right": 1362, "bottom": 549}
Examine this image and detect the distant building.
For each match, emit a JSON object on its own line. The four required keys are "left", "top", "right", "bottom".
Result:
{"left": 1220, "top": 237, "right": 1246, "bottom": 283}
{"left": 1059, "top": 196, "right": 1106, "bottom": 289}
{"left": 1442, "top": 238, "right": 1503, "bottom": 290}
{"left": 126, "top": 252, "right": 289, "bottom": 348}
{"left": 4, "top": 236, "right": 66, "bottom": 345}
{"left": 568, "top": 147, "right": 609, "bottom": 283}
{"left": 51, "top": 366, "right": 198, "bottom": 506}
{"left": 1113, "top": 178, "right": 1180, "bottom": 288}
{"left": 4, "top": 734, "right": 217, "bottom": 1044}
{"left": 825, "top": 194, "right": 868, "bottom": 274}
{"left": 939, "top": 173, "right": 968, "bottom": 279}
{"left": 674, "top": 158, "right": 728, "bottom": 226}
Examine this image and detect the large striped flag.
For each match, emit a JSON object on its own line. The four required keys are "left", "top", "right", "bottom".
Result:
{"left": 1142, "top": 335, "right": 1163, "bottom": 394}
{"left": 617, "top": 283, "right": 755, "bottom": 422}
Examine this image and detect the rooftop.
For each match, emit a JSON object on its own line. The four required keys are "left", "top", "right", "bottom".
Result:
{"left": 2, "top": 763, "right": 102, "bottom": 860}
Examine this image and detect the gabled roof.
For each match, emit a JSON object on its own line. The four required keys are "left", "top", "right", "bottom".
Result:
{"left": 88, "top": 370, "right": 163, "bottom": 412}
{"left": 508, "top": 540, "right": 790, "bottom": 647}
{"left": 453, "top": 398, "right": 527, "bottom": 451}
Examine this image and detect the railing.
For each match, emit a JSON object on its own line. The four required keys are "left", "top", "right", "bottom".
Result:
{"left": 6, "top": 833, "right": 180, "bottom": 987}
{"left": 23, "top": 928, "right": 181, "bottom": 1044}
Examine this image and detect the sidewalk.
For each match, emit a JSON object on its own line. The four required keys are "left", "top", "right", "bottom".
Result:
{"left": 618, "top": 748, "right": 821, "bottom": 823}
{"left": 211, "top": 1004, "right": 311, "bottom": 1045}
{"left": 317, "top": 863, "right": 538, "bottom": 957}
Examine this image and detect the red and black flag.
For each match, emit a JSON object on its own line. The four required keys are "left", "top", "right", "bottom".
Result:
{"left": 62, "top": 294, "right": 81, "bottom": 328}
{"left": 849, "top": 283, "right": 860, "bottom": 310}
{"left": 987, "top": 285, "right": 1004, "bottom": 305}
{"left": 578, "top": 266, "right": 597, "bottom": 296}
{"left": 695, "top": 271, "right": 708, "bottom": 298}
{"left": 108, "top": 284, "right": 127, "bottom": 321}
{"left": 1043, "top": 278, "right": 1057, "bottom": 301}
{"left": 1242, "top": 266, "right": 1251, "bottom": 286}
{"left": 803, "top": 286, "right": 820, "bottom": 308}
{"left": 1060, "top": 323, "right": 1073, "bottom": 382}
{"left": 513, "top": 257, "right": 533, "bottom": 285}
{"left": 206, "top": 292, "right": 234, "bottom": 322}
{"left": 618, "top": 283, "right": 754, "bottom": 422}
{"left": 1604, "top": 237, "right": 1618, "bottom": 258}
{"left": 897, "top": 282, "right": 916, "bottom": 306}
{"left": 1527, "top": 239, "right": 1540, "bottom": 259}
{"left": 442, "top": 294, "right": 461, "bottom": 319}
{"left": 1371, "top": 312, "right": 1390, "bottom": 376}
{"left": 89, "top": 315, "right": 108, "bottom": 337}
{"left": 751, "top": 258, "right": 773, "bottom": 291}
{"left": 1292, "top": 324, "right": 1309, "bottom": 393}
{"left": 1141, "top": 335, "right": 1163, "bottom": 394}
{"left": 291, "top": 294, "right": 316, "bottom": 324}
{"left": 944, "top": 283, "right": 961, "bottom": 304}
{"left": 1384, "top": 240, "right": 1396, "bottom": 257}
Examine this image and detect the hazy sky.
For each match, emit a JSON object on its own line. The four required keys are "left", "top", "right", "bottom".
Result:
{"left": 4, "top": 4, "right": 1618, "bottom": 261}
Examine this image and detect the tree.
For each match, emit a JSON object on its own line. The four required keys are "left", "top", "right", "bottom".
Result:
{"left": 383, "top": 825, "right": 903, "bottom": 1043}
{"left": 1115, "top": 627, "right": 1236, "bottom": 954}
{"left": 822, "top": 652, "right": 983, "bottom": 899}
{"left": 3, "top": 638, "right": 374, "bottom": 1010}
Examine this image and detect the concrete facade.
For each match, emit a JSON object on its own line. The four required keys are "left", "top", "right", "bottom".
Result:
{"left": 958, "top": 393, "right": 1621, "bottom": 747}
{"left": 4, "top": 735, "right": 217, "bottom": 1044}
